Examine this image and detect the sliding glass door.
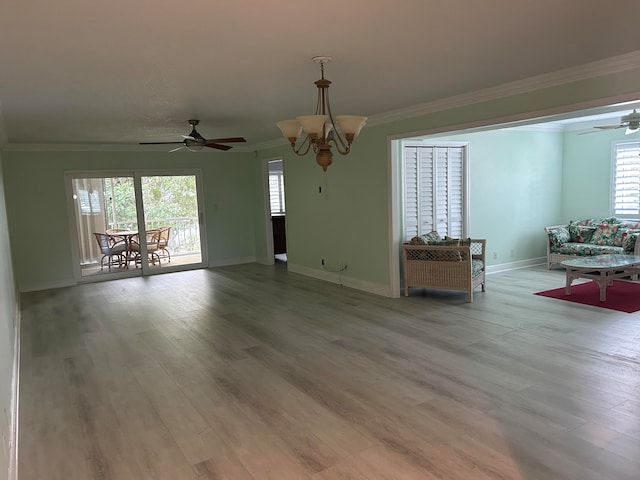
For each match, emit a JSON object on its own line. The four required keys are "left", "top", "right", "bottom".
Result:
{"left": 140, "top": 174, "right": 204, "bottom": 269}
{"left": 67, "top": 170, "right": 207, "bottom": 281}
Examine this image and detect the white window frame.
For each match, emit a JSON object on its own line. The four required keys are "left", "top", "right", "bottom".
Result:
{"left": 611, "top": 140, "right": 640, "bottom": 219}
{"left": 65, "top": 168, "right": 208, "bottom": 283}
{"left": 401, "top": 141, "right": 469, "bottom": 241}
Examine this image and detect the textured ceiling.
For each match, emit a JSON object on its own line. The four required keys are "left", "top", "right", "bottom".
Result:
{"left": 1, "top": 0, "right": 640, "bottom": 148}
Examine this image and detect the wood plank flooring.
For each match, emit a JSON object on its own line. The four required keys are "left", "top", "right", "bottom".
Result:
{"left": 18, "top": 264, "right": 640, "bottom": 479}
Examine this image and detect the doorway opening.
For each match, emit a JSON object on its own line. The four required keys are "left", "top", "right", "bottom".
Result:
{"left": 268, "top": 159, "right": 287, "bottom": 263}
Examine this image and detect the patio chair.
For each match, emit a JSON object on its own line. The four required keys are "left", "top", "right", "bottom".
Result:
{"left": 156, "top": 226, "right": 171, "bottom": 262}
{"left": 130, "top": 230, "right": 162, "bottom": 267}
{"left": 105, "top": 228, "right": 128, "bottom": 248}
{"left": 93, "top": 233, "right": 127, "bottom": 270}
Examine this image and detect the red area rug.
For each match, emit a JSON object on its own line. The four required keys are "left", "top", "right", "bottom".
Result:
{"left": 535, "top": 280, "right": 640, "bottom": 313}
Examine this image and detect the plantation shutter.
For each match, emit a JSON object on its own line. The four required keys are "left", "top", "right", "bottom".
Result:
{"left": 447, "top": 146, "right": 464, "bottom": 237}
{"left": 403, "top": 144, "right": 465, "bottom": 241}
{"left": 613, "top": 141, "right": 640, "bottom": 216}
{"left": 268, "top": 160, "right": 285, "bottom": 215}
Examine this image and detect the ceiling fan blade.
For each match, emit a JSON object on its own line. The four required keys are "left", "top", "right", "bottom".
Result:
{"left": 207, "top": 137, "right": 247, "bottom": 144}
{"left": 593, "top": 125, "right": 624, "bottom": 130}
{"left": 205, "top": 143, "right": 233, "bottom": 151}
{"left": 140, "top": 120, "right": 243, "bottom": 152}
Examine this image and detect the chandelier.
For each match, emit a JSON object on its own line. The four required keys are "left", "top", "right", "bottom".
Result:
{"left": 276, "top": 56, "right": 367, "bottom": 171}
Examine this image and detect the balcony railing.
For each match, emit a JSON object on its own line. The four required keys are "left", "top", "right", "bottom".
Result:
{"left": 108, "top": 216, "right": 200, "bottom": 255}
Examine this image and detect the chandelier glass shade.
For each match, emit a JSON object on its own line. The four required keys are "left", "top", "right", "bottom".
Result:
{"left": 276, "top": 57, "right": 367, "bottom": 171}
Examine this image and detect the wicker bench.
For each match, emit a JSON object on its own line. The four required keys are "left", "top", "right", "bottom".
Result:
{"left": 403, "top": 239, "right": 486, "bottom": 302}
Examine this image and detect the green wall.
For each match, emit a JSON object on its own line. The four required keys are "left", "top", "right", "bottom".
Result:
{"left": 0, "top": 152, "right": 17, "bottom": 480}
{"left": 428, "top": 128, "right": 564, "bottom": 262}
{"left": 3, "top": 65, "right": 640, "bottom": 297}
{"left": 2, "top": 150, "right": 261, "bottom": 292}
{"left": 258, "top": 127, "right": 563, "bottom": 294}
{"left": 562, "top": 128, "right": 634, "bottom": 220}
{"left": 258, "top": 125, "right": 390, "bottom": 293}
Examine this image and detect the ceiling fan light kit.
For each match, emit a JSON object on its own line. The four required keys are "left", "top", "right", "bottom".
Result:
{"left": 276, "top": 56, "right": 367, "bottom": 171}
{"left": 140, "top": 119, "right": 247, "bottom": 152}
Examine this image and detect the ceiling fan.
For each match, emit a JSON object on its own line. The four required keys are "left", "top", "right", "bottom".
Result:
{"left": 140, "top": 119, "right": 247, "bottom": 152}
{"left": 580, "top": 109, "right": 640, "bottom": 135}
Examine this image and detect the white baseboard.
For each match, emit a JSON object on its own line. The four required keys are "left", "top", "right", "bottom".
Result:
{"left": 9, "top": 292, "right": 20, "bottom": 480}
{"left": 287, "top": 263, "right": 393, "bottom": 297}
{"left": 20, "top": 278, "right": 76, "bottom": 293}
{"left": 255, "top": 256, "right": 275, "bottom": 266}
{"left": 486, "top": 256, "right": 546, "bottom": 274}
{"left": 208, "top": 256, "right": 257, "bottom": 268}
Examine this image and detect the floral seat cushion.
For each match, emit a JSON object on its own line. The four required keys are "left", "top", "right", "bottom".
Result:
{"left": 471, "top": 259, "right": 484, "bottom": 277}
{"left": 550, "top": 243, "right": 623, "bottom": 256}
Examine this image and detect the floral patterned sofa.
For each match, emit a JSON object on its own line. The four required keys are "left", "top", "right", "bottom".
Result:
{"left": 545, "top": 217, "right": 640, "bottom": 269}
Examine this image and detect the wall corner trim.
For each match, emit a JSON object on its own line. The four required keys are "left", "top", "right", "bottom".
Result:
{"left": 9, "top": 293, "right": 20, "bottom": 480}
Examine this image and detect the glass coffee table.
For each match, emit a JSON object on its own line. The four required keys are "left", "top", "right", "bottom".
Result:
{"left": 561, "top": 254, "right": 640, "bottom": 301}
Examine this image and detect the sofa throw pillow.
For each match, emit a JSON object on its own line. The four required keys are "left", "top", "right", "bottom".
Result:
{"left": 569, "top": 219, "right": 593, "bottom": 227}
{"left": 443, "top": 237, "right": 473, "bottom": 247}
{"left": 548, "top": 227, "right": 570, "bottom": 247}
{"left": 440, "top": 238, "right": 463, "bottom": 246}
{"left": 622, "top": 230, "right": 640, "bottom": 253}
{"left": 619, "top": 221, "right": 640, "bottom": 229}
{"left": 568, "top": 225, "right": 596, "bottom": 243}
{"left": 409, "top": 236, "right": 426, "bottom": 245}
{"left": 613, "top": 227, "right": 631, "bottom": 247}
{"left": 591, "top": 217, "right": 621, "bottom": 226}
{"left": 410, "top": 230, "right": 441, "bottom": 245}
{"left": 591, "top": 223, "right": 620, "bottom": 246}
{"left": 422, "top": 230, "right": 442, "bottom": 243}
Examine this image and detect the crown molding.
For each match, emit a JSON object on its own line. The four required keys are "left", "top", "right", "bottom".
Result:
{"left": 367, "top": 50, "right": 640, "bottom": 127}
{"left": 503, "top": 124, "right": 565, "bottom": 133}
{"left": 248, "top": 137, "right": 289, "bottom": 152}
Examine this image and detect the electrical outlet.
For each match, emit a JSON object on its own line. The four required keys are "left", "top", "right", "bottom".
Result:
{"left": 321, "top": 259, "right": 325, "bottom": 266}
{"left": 493, "top": 252, "right": 498, "bottom": 259}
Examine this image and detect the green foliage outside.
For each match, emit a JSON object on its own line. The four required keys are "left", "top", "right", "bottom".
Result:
{"left": 104, "top": 175, "right": 198, "bottom": 227}
{"left": 104, "top": 177, "right": 136, "bottom": 228}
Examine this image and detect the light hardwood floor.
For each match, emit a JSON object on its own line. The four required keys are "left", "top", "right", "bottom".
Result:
{"left": 18, "top": 264, "right": 640, "bottom": 479}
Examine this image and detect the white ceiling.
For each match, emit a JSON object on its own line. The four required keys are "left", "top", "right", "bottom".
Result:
{"left": 1, "top": 1, "right": 640, "bottom": 149}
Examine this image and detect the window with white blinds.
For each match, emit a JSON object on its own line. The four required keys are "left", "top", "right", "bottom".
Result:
{"left": 612, "top": 140, "right": 640, "bottom": 217}
{"left": 268, "top": 160, "right": 285, "bottom": 215}
{"left": 77, "top": 188, "right": 102, "bottom": 214}
{"left": 403, "top": 144, "right": 466, "bottom": 241}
